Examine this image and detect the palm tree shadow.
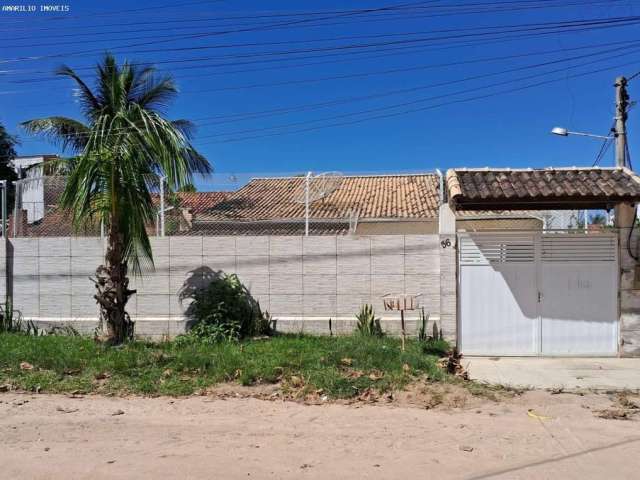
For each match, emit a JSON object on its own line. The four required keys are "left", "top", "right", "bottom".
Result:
{"left": 177, "top": 266, "right": 265, "bottom": 331}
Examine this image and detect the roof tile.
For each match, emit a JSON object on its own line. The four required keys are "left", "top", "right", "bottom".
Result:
{"left": 447, "top": 167, "right": 640, "bottom": 209}
{"left": 197, "top": 174, "right": 440, "bottom": 221}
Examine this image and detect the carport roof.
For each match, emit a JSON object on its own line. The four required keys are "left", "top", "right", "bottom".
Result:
{"left": 446, "top": 167, "right": 640, "bottom": 210}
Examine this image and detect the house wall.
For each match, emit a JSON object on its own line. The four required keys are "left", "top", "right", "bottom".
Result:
{"left": 456, "top": 218, "right": 543, "bottom": 231}
{"left": 1, "top": 235, "right": 442, "bottom": 339}
{"left": 355, "top": 220, "right": 437, "bottom": 235}
{"left": 619, "top": 223, "right": 640, "bottom": 356}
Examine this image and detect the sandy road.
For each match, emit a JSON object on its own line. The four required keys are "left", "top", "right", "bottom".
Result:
{"left": 0, "top": 391, "right": 638, "bottom": 479}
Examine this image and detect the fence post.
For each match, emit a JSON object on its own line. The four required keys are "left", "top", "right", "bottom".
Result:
{"left": 305, "top": 171, "right": 311, "bottom": 236}
{"left": 0, "top": 180, "right": 5, "bottom": 237}
{"left": 159, "top": 176, "right": 166, "bottom": 237}
{"left": 12, "top": 180, "right": 18, "bottom": 237}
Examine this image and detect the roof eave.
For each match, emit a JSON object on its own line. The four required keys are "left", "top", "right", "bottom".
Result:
{"left": 452, "top": 196, "right": 638, "bottom": 211}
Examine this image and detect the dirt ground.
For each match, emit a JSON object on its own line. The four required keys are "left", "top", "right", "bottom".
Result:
{"left": 1, "top": 386, "right": 639, "bottom": 479}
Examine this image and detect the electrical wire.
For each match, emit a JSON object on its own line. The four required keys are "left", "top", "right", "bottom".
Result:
{"left": 192, "top": 50, "right": 640, "bottom": 139}
{"left": 13, "top": 46, "right": 638, "bottom": 152}
{"left": 0, "top": 0, "right": 622, "bottom": 34}
{"left": 3, "top": 12, "right": 638, "bottom": 68}
{"left": 0, "top": 1, "right": 444, "bottom": 64}
{"left": 592, "top": 138, "right": 614, "bottom": 166}
{"left": 3, "top": 16, "right": 640, "bottom": 90}
{"left": 196, "top": 57, "right": 640, "bottom": 144}
{"left": 12, "top": 43, "right": 637, "bottom": 145}
{"left": 592, "top": 120, "right": 616, "bottom": 166}
{"left": 0, "top": 0, "right": 625, "bottom": 48}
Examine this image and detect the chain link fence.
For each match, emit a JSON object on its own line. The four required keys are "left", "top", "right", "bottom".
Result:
{"left": 8, "top": 174, "right": 164, "bottom": 238}
{"left": 1, "top": 171, "right": 610, "bottom": 238}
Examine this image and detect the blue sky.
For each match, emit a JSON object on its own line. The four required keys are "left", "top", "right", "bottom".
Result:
{"left": 2, "top": 0, "right": 640, "bottom": 187}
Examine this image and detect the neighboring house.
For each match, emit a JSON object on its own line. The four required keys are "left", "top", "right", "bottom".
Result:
{"left": 12, "top": 155, "right": 59, "bottom": 223}
{"left": 10, "top": 172, "right": 229, "bottom": 236}
{"left": 8, "top": 169, "right": 549, "bottom": 236}
{"left": 161, "top": 191, "right": 230, "bottom": 234}
{"left": 189, "top": 174, "right": 441, "bottom": 235}
{"left": 185, "top": 173, "right": 545, "bottom": 235}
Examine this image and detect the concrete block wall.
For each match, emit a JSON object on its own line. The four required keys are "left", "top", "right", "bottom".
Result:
{"left": 3, "top": 235, "right": 441, "bottom": 338}
{"left": 1, "top": 238, "right": 104, "bottom": 333}
{"left": 438, "top": 234, "right": 457, "bottom": 344}
{"left": 620, "top": 228, "right": 640, "bottom": 356}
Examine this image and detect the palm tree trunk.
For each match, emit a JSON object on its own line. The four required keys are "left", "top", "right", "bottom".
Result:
{"left": 94, "top": 224, "right": 136, "bottom": 344}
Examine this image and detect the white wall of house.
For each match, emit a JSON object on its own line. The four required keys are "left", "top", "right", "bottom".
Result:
{"left": 12, "top": 156, "right": 45, "bottom": 224}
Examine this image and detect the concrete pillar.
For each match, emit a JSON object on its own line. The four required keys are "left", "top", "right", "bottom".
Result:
{"left": 438, "top": 204, "right": 457, "bottom": 344}
{"left": 616, "top": 203, "right": 640, "bottom": 356}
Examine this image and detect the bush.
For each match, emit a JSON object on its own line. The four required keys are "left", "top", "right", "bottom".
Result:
{"left": 421, "top": 338, "right": 450, "bottom": 357}
{"left": 182, "top": 273, "right": 273, "bottom": 342}
{"left": 0, "top": 299, "right": 40, "bottom": 336}
{"left": 355, "top": 304, "right": 383, "bottom": 337}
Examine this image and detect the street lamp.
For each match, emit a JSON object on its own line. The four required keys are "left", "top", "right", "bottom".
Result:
{"left": 550, "top": 127, "right": 613, "bottom": 140}
{"left": 550, "top": 126, "right": 614, "bottom": 232}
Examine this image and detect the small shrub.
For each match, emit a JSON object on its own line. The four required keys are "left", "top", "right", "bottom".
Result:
{"left": 182, "top": 273, "right": 273, "bottom": 342}
{"left": 0, "top": 299, "right": 41, "bottom": 336}
{"left": 421, "top": 338, "right": 450, "bottom": 357}
{"left": 47, "top": 324, "right": 81, "bottom": 337}
{"left": 355, "top": 304, "right": 383, "bottom": 337}
{"left": 417, "top": 307, "right": 428, "bottom": 341}
{"left": 187, "top": 322, "right": 240, "bottom": 344}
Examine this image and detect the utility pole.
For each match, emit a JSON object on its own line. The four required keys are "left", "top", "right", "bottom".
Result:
{"left": 615, "top": 75, "right": 629, "bottom": 168}
{"left": 613, "top": 75, "right": 636, "bottom": 245}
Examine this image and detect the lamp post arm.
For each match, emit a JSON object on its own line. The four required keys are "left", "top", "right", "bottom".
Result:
{"left": 564, "top": 130, "right": 613, "bottom": 140}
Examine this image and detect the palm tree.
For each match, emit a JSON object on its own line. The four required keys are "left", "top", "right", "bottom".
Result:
{"left": 22, "top": 54, "right": 211, "bottom": 344}
{"left": 0, "top": 123, "right": 19, "bottom": 211}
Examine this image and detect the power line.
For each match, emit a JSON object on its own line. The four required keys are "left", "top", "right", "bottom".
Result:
{"left": 0, "top": 3, "right": 640, "bottom": 64}
{"left": 627, "top": 69, "right": 640, "bottom": 80}
{"left": 0, "top": 1, "right": 441, "bottom": 64}
{"left": 182, "top": 40, "right": 640, "bottom": 95}
{"left": 3, "top": 15, "right": 639, "bottom": 83}
{"left": 11, "top": 34, "right": 627, "bottom": 108}
{"left": 192, "top": 49, "right": 640, "bottom": 139}
{"left": 200, "top": 58, "right": 640, "bottom": 144}
{"left": 593, "top": 138, "right": 614, "bottom": 166}
{"left": 9, "top": 57, "right": 639, "bottom": 157}
{"left": 0, "top": 0, "right": 623, "bottom": 46}
{"left": 0, "top": 0, "right": 619, "bottom": 34}
{"left": 6, "top": 0, "right": 225, "bottom": 25}
{"left": 16, "top": 44, "right": 639, "bottom": 144}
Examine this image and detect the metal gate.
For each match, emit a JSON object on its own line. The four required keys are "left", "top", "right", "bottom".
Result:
{"left": 459, "top": 232, "right": 618, "bottom": 356}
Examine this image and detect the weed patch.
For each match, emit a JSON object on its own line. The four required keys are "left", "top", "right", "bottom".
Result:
{"left": 0, "top": 333, "right": 447, "bottom": 399}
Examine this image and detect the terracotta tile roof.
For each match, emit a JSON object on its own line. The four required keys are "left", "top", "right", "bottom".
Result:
{"left": 12, "top": 192, "right": 229, "bottom": 237}
{"left": 150, "top": 191, "right": 229, "bottom": 212}
{"left": 196, "top": 174, "right": 440, "bottom": 221}
{"left": 9, "top": 208, "right": 100, "bottom": 237}
{"left": 175, "top": 191, "right": 229, "bottom": 214}
{"left": 447, "top": 167, "right": 640, "bottom": 210}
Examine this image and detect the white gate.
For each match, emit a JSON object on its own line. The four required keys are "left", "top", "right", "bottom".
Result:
{"left": 459, "top": 232, "right": 618, "bottom": 356}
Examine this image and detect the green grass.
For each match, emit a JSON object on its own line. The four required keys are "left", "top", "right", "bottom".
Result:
{"left": 0, "top": 333, "right": 448, "bottom": 399}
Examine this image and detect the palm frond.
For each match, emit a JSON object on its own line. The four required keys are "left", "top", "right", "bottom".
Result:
{"left": 55, "top": 65, "right": 101, "bottom": 119}
{"left": 171, "top": 119, "right": 196, "bottom": 140}
{"left": 20, "top": 117, "right": 89, "bottom": 153}
{"left": 132, "top": 75, "right": 177, "bottom": 111}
